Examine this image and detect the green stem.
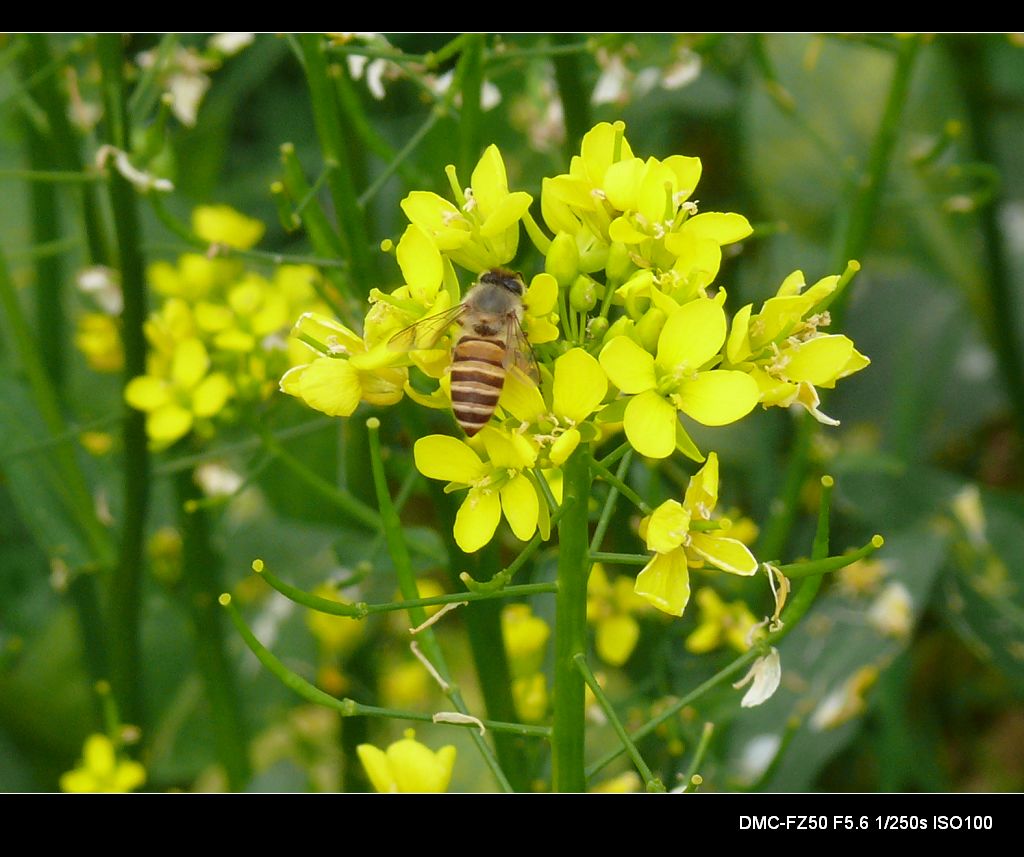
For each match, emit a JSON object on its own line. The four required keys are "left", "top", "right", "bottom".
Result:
{"left": 357, "top": 107, "right": 442, "bottom": 208}
{"left": 589, "top": 450, "right": 632, "bottom": 553}
{"left": 552, "top": 446, "right": 590, "bottom": 792}
{"left": 366, "top": 419, "right": 513, "bottom": 792}
{"left": 680, "top": 722, "right": 715, "bottom": 792}
{"left": 589, "top": 552, "right": 649, "bottom": 566}
{"left": 574, "top": 653, "right": 665, "bottom": 792}
{"left": 297, "top": 34, "right": 375, "bottom": 289}
{"left": 175, "top": 470, "right": 251, "bottom": 790}
{"left": 948, "top": 36, "right": 1024, "bottom": 435}
{"left": 588, "top": 453, "right": 652, "bottom": 514}
{"left": 20, "top": 34, "right": 110, "bottom": 265}
{"left": 97, "top": 34, "right": 151, "bottom": 731}
{"left": 222, "top": 596, "right": 548, "bottom": 739}
{"left": 551, "top": 34, "right": 592, "bottom": 163}
{"left": 456, "top": 35, "right": 485, "bottom": 182}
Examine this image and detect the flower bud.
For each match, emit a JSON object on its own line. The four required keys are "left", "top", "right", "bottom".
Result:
{"left": 545, "top": 231, "right": 580, "bottom": 287}
{"left": 569, "top": 275, "right": 598, "bottom": 312}
{"left": 635, "top": 307, "right": 667, "bottom": 353}
{"left": 587, "top": 316, "right": 609, "bottom": 341}
{"left": 605, "top": 240, "right": 633, "bottom": 283}
{"left": 602, "top": 315, "right": 636, "bottom": 348}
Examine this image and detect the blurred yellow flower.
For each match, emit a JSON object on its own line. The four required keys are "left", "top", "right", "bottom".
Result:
{"left": 60, "top": 734, "right": 145, "bottom": 793}
{"left": 192, "top": 204, "right": 265, "bottom": 249}
{"left": 75, "top": 313, "right": 123, "bottom": 373}
{"left": 357, "top": 729, "right": 456, "bottom": 793}
{"left": 685, "top": 587, "right": 758, "bottom": 654}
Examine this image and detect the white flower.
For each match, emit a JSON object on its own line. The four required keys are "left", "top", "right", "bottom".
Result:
{"left": 209, "top": 33, "right": 255, "bottom": 56}
{"left": 76, "top": 266, "right": 123, "bottom": 315}
{"left": 733, "top": 648, "right": 782, "bottom": 708}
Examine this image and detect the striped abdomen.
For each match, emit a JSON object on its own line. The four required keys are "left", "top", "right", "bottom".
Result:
{"left": 450, "top": 335, "right": 506, "bottom": 437}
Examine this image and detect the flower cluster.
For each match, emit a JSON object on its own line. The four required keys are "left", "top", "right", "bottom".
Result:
{"left": 281, "top": 120, "right": 869, "bottom": 622}
{"left": 119, "top": 205, "right": 329, "bottom": 449}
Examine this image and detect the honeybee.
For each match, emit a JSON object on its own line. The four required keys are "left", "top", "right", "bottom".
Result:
{"left": 390, "top": 268, "right": 537, "bottom": 436}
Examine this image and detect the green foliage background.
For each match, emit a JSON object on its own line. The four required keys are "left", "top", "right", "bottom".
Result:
{"left": 1, "top": 33, "right": 1023, "bottom": 792}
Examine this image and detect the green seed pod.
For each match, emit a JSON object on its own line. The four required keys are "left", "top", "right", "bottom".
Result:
{"left": 569, "top": 275, "right": 598, "bottom": 312}
{"left": 586, "top": 316, "right": 609, "bottom": 342}
{"left": 545, "top": 231, "right": 580, "bottom": 287}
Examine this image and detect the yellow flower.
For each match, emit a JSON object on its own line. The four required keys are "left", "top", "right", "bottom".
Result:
{"left": 280, "top": 312, "right": 406, "bottom": 416}
{"left": 634, "top": 452, "right": 758, "bottom": 617}
{"left": 499, "top": 346, "right": 608, "bottom": 466}
{"left": 60, "top": 734, "right": 145, "bottom": 793}
{"left": 401, "top": 145, "right": 532, "bottom": 272}
{"left": 725, "top": 270, "right": 869, "bottom": 425}
{"left": 357, "top": 729, "right": 456, "bottom": 793}
{"left": 684, "top": 587, "right": 758, "bottom": 654}
{"left": 600, "top": 297, "right": 759, "bottom": 459}
{"left": 192, "top": 204, "right": 265, "bottom": 249}
{"left": 380, "top": 659, "right": 432, "bottom": 709}
{"left": 124, "top": 338, "right": 233, "bottom": 449}
{"left": 75, "top": 313, "right": 124, "bottom": 373}
{"left": 586, "top": 564, "right": 650, "bottom": 666}
{"left": 414, "top": 426, "right": 548, "bottom": 552}
{"left": 512, "top": 672, "right": 549, "bottom": 723}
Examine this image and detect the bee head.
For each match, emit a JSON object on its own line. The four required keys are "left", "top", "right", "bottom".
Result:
{"left": 480, "top": 268, "right": 524, "bottom": 296}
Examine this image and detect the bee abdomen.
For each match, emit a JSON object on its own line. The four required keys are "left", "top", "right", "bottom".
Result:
{"left": 451, "top": 336, "right": 506, "bottom": 437}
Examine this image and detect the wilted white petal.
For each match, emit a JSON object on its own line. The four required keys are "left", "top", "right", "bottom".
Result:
{"left": 733, "top": 648, "right": 781, "bottom": 708}
{"left": 365, "top": 59, "right": 389, "bottom": 100}
{"left": 633, "top": 67, "right": 660, "bottom": 97}
{"left": 481, "top": 80, "right": 502, "bottom": 111}
{"left": 209, "top": 33, "right": 255, "bottom": 56}
{"left": 737, "top": 734, "right": 782, "bottom": 782}
{"left": 194, "top": 462, "right": 244, "bottom": 497}
{"left": 591, "top": 55, "right": 629, "bottom": 106}
{"left": 76, "top": 265, "right": 123, "bottom": 315}
{"left": 167, "top": 72, "right": 211, "bottom": 127}
{"left": 662, "top": 49, "right": 702, "bottom": 89}
{"left": 951, "top": 484, "right": 986, "bottom": 547}
{"left": 95, "top": 146, "right": 174, "bottom": 193}
{"left": 867, "top": 582, "right": 913, "bottom": 638}
{"left": 347, "top": 54, "right": 369, "bottom": 80}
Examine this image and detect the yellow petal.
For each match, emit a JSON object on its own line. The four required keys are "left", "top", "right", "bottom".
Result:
{"left": 498, "top": 367, "right": 546, "bottom": 423}
{"left": 387, "top": 736, "right": 456, "bottom": 792}
{"left": 480, "top": 426, "right": 537, "bottom": 470}
{"left": 192, "top": 204, "right": 264, "bottom": 249}
{"left": 673, "top": 370, "right": 759, "bottom": 426}
{"left": 689, "top": 533, "right": 758, "bottom": 575}
{"left": 471, "top": 144, "right": 510, "bottom": 216}
{"left": 553, "top": 348, "right": 607, "bottom": 423}
{"left": 726, "top": 304, "right": 753, "bottom": 364}
{"left": 664, "top": 155, "right": 701, "bottom": 201}
{"left": 782, "top": 335, "right": 854, "bottom": 386}
{"left": 293, "top": 357, "right": 362, "bottom": 417}
{"left": 83, "top": 734, "right": 117, "bottom": 777}
{"left": 454, "top": 488, "right": 501, "bottom": 553}
{"left": 414, "top": 435, "right": 487, "bottom": 483}
{"left": 645, "top": 499, "right": 691, "bottom": 553}
{"left": 500, "top": 473, "right": 539, "bottom": 541}
{"left": 600, "top": 336, "right": 656, "bottom": 395}
{"left": 580, "top": 120, "right": 633, "bottom": 186}
{"left": 602, "top": 157, "right": 645, "bottom": 211}
{"left": 682, "top": 211, "right": 752, "bottom": 245}
{"left": 549, "top": 427, "right": 580, "bottom": 467}
{"left": 634, "top": 550, "right": 691, "bottom": 617}
{"left": 125, "top": 375, "right": 170, "bottom": 412}
{"left": 112, "top": 760, "right": 146, "bottom": 792}
{"left": 684, "top": 451, "right": 719, "bottom": 517}
{"left": 596, "top": 614, "right": 640, "bottom": 666}
{"left": 356, "top": 744, "right": 397, "bottom": 792}
{"left": 170, "top": 338, "right": 209, "bottom": 390}
{"left": 656, "top": 298, "right": 726, "bottom": 370}
{"left": 397, "top": 224, "right": 443, "bottom": 304}
{"left": 479, "top": 191, "right": 532, "bottom": 237}
{"left": 191, "top": 373, "right": 232, "bottom": 418}
{"left": 624, "top": 390, "right": 677, "bottom": 459}
{"left": 147, "top": 405, "right": 193, "bottom": 446}
{"left": 524, "top": 272, "right": 558, "bottom": 316}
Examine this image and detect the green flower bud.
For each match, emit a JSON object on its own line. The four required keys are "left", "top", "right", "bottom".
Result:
{"left": 587, "top": 316, "right": 609, "bottom": 342}
{"left": 569, "top": 275, "right": 598, "bottom": 312}
{"left": 635, "top": 307, "right": 667, "bottom": 353}
{"left": 605, "top": 241, "right": 634, "bottom": 284}
{"left": 602, "top": 315, "right": 636, "bottom": 348}
{"left": 545, "top": 231, "right": 579, "bottom": 287}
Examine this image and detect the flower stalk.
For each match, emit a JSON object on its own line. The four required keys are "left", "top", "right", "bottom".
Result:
{"left": 552, "top": 446, "right": 591, "bottom": 792}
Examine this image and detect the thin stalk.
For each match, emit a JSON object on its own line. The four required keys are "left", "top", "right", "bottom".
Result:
{"left": 680, "top": 722, "right": 715, "bottom": 792}
{"left": 223, "top": 596, "right": 549, "bottom": 739}
{"left": 589, "top": 552, "right": 649, "bottom": 566}
{"left": 551, "top": 446, "right": 590, "bottom": 792}
{"left": 97, "top": 34, "right": 150, "bottom": 731}
{"left": 297, "top": 34, "right": 375, "bottom": 288}
{"left": 176, "top": 471, "right": 251, "bottom": 790}
{"left": 0, "top": 247, "right": 112, "bottom": 565}
{"left": 588, "top": 453, "right": 652, "bottom": 514}
{"left": 366, "top": 419, "right": 513, "bottom": 792}
{"left": 574, "top": 653, "right": 665, "bottom": 792}
{"left": 589, "top": 450, "right": 632, "bottom": 554}
{"left": 357, "top": 107, "right": 442, "bottom": 208}
{"left": 0, "top": 168, "right": 101, "bottom": 183}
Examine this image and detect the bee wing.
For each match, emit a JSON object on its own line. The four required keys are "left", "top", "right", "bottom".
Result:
{"left": 388, "top": 304, "right": 467, "bottom": 353}
{"left": 504, "top": 311, "right": 540, "bottom": 384}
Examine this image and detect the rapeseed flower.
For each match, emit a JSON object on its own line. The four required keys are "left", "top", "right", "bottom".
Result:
{"left": 357, "top": 729, "right": 456, "bottom": 793}
{"left": 60, "top": 734, "right": 145, "bottom": 793}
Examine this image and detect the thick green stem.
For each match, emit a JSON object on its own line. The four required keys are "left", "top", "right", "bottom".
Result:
{"left": 20, "top": 34, "right": 109, "bottom": 265}
{"left": 552, "top": 446, "right": 590, "bottom": 792}
{"left": 551, "top": 34, "right": 592, "bottom": 163}
{"left": 97, "top": 34, "right": 151, "bottom": 731}
{"left": 947, "top": 36, "right": 1024, "bottom": 436}
{"left": 176, "top": 471, "right": 251, "bottom": 790}
{"left": 297, "top": 34, "right": 375, "bottom": 289}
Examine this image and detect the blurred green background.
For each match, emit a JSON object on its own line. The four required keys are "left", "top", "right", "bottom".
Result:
{"left": 1, "top": 33, "right": 1023, "bottom": 792}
